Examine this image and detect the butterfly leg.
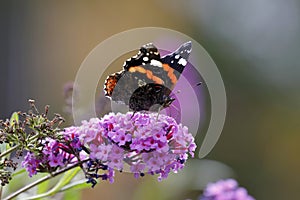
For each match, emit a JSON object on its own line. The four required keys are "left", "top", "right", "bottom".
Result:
{"left": 156, "top": 106, "right": 162, "bottom": 121}
{"left": 131, "top": 111, "right": 137, "bottom": 119}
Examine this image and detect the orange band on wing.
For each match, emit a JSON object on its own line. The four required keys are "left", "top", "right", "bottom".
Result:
{"left": 129, "top": 66, "right": 164, "bottom": 85}
{"left": 129, "top": 66, "right": 146, "bottom": 74}
{"left": 162, "top": 64, "right": 177, "bottom": 84}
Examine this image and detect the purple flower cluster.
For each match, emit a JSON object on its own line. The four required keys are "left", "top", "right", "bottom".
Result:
{"left": 22, "top": 152, "right": 40, "bottom": 177}
{"left": 22, "top": 112, "right": 196, "bottom": 185}
{"left": 199, "top": 179, "right": 255, "bottom": 200}
{"left": 81, "top": 112, "right": 196, "bottom": 181}
{"left": 22, "top": 127, "right": 85, "bottom": 177}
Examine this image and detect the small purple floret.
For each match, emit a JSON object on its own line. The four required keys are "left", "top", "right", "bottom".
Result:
{"left": 199, "top": 179, "right": 255, "bottom": 200}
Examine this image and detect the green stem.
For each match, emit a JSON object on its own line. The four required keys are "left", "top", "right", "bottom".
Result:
{"left": 3, "top": 158, "right": 89, "bottom": 200}
{"left": 0, "top": 145, "right": 19, "bottom": 158}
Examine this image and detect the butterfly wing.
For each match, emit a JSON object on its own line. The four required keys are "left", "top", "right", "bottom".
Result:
{"left": 161, "top": 41, "right": 192, "bottom": 77}
{"left": 123, "top": 43, "right": 161, "bottom": 71}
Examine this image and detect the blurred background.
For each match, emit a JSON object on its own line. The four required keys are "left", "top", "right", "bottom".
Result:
{"left": 1, "top": 0, "right": 300, "bottom": 199}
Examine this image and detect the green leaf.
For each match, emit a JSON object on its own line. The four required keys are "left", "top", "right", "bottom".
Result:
{"left": 23, "top": 167, "right": 81, "bottom": 200}
{"left": 52, "top": 166, "right": 81, "bottom": 190}
{"left": 59, "top": 179, "right": 90, "bottom": 192}
{"left": 0, "top": 144, "right": 7, "bottom": 156}
{"left": 9, "top": 112, "right": 19, "bottom": 126}
{"left": 37, "top": 178, "right": 50, "bottom": 195}
{"left": 6, "top": 169, "right": 29, "bottom": 195}
{"left": 12, "top": 168, "right": 26, "bottom": 177}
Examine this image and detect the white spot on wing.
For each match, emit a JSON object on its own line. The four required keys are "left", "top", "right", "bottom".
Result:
{"left": 175, "top": 55, "right": 180, "bottom": 59}
{"left": 150, "top": 60, "right": 162, "bottom": 67}
{"left": 143, "top": 57, "right": 149, "bottom": 61}
{"left": 138, "top": 79, "right": 146, "bottom": 86}
{"left": 178, "top": 58, "right": 187, "bottom": 66}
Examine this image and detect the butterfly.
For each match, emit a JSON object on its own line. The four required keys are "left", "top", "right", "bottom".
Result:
{"left": 104, "top": 41, "right": 192, "bottom": 112}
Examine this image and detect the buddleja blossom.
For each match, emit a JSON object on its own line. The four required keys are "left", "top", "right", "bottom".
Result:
{"left": 81, "top": 112, "right": 196, "bottom": 182}
{"left": 199, "top": 179, "right": 255, "bottom": 200}
{"left": 22, "top": 112, "right": 196, "bottom": 186}
{"left": 22, "top": 126, "right": 85, "bottom": 177}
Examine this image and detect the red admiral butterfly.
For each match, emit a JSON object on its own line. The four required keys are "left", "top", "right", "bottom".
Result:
{"left": 104, "top": 41, "right": 192, "bottom": 112}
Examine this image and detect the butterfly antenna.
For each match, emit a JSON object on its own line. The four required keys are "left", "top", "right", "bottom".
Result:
{"left": 156, "top": 107, "right": 161, "bottom": 121}
{"left": 169, "top": 90, "right": 181, "bottom": 98}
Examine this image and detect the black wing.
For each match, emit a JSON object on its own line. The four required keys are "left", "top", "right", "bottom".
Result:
{"left": 123, "top": 43, "right": 161, "bottom": 71}
{"left": 161, "top": 41, "right": 192, "bottom": 75}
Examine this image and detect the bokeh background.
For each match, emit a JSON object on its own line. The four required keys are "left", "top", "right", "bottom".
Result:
{"left": 1, "top": 1, "right": 300, "bottom": 199}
